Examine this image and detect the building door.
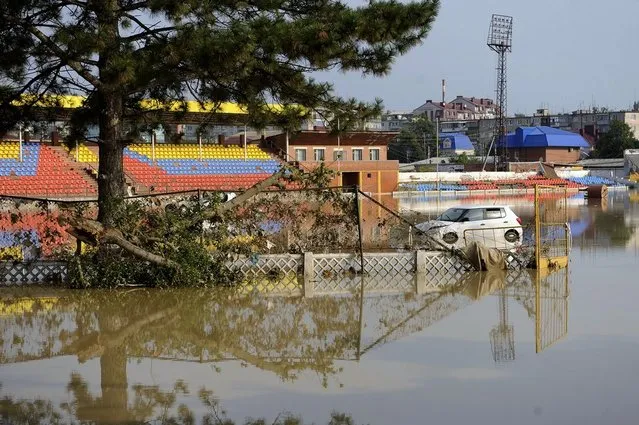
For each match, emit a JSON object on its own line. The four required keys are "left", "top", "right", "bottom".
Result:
{"left": 342, "top": 172, "right": 359, "bottom": 191}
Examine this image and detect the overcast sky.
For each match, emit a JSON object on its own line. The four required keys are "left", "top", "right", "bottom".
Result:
{"left": 318, "top": 0, "right": 638, "bottom": 115}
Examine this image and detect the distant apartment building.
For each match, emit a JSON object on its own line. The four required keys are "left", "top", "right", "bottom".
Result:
{"left": 380, "top": 112, "right": 413, "bottom": 131}
{"left": 301, "top": 109, "right": 383, "bottom": 132}
{"left": 412, "top": 96, "right": 498, "bottom": 121}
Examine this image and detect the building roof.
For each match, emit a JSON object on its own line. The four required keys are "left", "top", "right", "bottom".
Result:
{"left": 501, "top": 126, "right": 590, "bottom": 149}
{"left": 281, "top": 131, "right": 398, "bottom": 146}
{"left": 576, "top": 158, "right": 624, "bottom": 168}
{"left": 439, "top": 133, "right": 474, "bottom": 151}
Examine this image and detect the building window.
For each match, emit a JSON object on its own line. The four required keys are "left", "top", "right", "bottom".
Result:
{"left": 295, "top": 148, "right": 306, "bottom": 161}
{"left": 352, "top": 149, "right": 363, "bottom": 161}
{"left": 313, "top": 148, "right": 325, "bottom": 161}
{"left": 369, "top": 148, "right": 380, "bottom": 161}
{"left": 333, "top": 149, "right": 345, "bottom": 160}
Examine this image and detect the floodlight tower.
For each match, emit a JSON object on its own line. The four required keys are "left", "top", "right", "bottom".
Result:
{"left": 486, "top": 14, "right": 513, "bottom": 171}
{"left": 489, "top": 287, "right": 515, "bottom": 363}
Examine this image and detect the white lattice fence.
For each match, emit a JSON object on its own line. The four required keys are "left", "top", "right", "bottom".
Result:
{"left": 225, "top": 254, "right": 303, "bottom": 295}
{"left": 0, "top": 261, "right": 67, "bottom": 285}
{"left": 313, "top": 253, "right": 414, "bottom": 294}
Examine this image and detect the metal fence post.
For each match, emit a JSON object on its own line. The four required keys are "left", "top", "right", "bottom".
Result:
{"left": 303, "top": 251, "right": 314, "bottom": 297}
{"left": 415, "top": 250, "right": 428, "bottom": 294}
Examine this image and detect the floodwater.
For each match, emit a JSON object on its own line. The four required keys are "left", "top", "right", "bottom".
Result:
{"left": 1, "top": 190, "right": 639, "bottom": 425}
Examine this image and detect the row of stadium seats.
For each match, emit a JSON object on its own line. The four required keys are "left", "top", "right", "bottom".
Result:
{"left": 400, "top": 176, "right": 583, "bottom": 192}
{"left": 566, "top": 176, "right": 621, "bottom": 186}
{"left": 0, "top": 143, "right": 21, "bottom": 158}
{"left": 0, "top": 211, "right": 72, "bottom": 258}
{"left": 65, "top": 143, "right": 98, "bottom": 162}
{"left": 0, "top": 143, "right": 97, "bottom": 197}
{"left": 122, "top": 143, "right": 281, "bottom": 192}
{"left": 124, "top": 155, "right": 271, "bottom": 192}
{"left": 128, "top": 144, "right": 271, "bottom": 159}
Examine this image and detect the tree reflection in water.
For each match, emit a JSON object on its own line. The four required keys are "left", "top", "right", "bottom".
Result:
{"left": 0, "top": 268, "right": 570, "bottom": 423}
{"left": 1, "top": 380, "right": 358, "bottom": 425}
{"left": 1, "top": 289, "right": 364, "bottom": 424}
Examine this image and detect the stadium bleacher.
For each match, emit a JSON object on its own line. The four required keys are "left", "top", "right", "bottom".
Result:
{"left": 123, "top": 144, "right": 282, "bottom": 192}
{"left": 0, "top": 142, "right": 97, "bottom": 197}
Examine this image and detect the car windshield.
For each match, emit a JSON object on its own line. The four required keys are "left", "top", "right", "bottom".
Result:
{"left": 436, "top": 208, "right": 468, "bottom": 222}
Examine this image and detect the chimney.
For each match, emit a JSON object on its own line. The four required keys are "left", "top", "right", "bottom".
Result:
{"left": 442, "top": 79, "right": 446, "bottom": 104}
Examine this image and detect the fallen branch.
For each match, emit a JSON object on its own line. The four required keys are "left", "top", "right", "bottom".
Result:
{"left": 67, "top": 217, "right": 178, "bottom": 269}
{"left": 216, "top": 168, "right": 287, "bottom": 214}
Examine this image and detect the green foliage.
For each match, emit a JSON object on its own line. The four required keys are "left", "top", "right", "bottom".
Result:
{"left": 388, "top": 116, "right": 436, "bottom": 163}
{"left": 0, "top": 0, "right": 440, "bottom": 224}
{"left": 66, "top": 192, "right": 241, "bottom": 288}
{"left": 62, "top": 164, "right": 359, "bottom": 288}
{"left": 453, "top": 152, "right": 480, "bottom": 165}
{"left": 592, "top": 120, "right": 639, "bottom": 158}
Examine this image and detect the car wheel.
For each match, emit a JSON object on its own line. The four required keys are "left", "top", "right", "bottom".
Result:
{"left": 504, "top": 229, "right": 520, "bottom": 243}
{"left": 442, "top": 232, "right": 459, "bottom": 244}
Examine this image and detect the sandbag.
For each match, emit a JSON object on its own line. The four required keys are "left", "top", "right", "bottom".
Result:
{"left": 462, "top": 241, "right": 507, "bottom": 271}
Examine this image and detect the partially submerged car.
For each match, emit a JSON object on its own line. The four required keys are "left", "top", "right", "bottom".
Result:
{"left": 416, "top": 205, "right": 523, "bottom": 250}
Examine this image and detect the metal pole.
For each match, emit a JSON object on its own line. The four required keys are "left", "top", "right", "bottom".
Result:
{"left": 244, "top": 124, "right": 247, "bottom": 161}
{"left": 355, "top": 186, "right": 365, "bottom": 359}
{"left": 422, "top": 132, "right": 426, "bottom": 157}
{"left": 151, "top": 131, "right": 156, "bottom": 163}
{"left": 75, "top": 139, "right": 79, "bottom": 162}
{"left": 436, "top": 119, "right": 440, "bottom": 191}
{"left": 436, "top": 118, "right": 439, "bottom": 158}
{"left": 535, "top": 265, "right": 541, "bottom": 353}
{"left": 337, "top": 117, "right": 341, "bottom": 172}
{"left": 198, "top": 133, "right": 202, "bottom": 161}
{"left": 535, "top": 185, "right": 541, "bottom": 270}
{"left": 285, "top": 129, "right": 289, "bottom": 162}
{"left": 19, "top": 124, "right": 23, "bottom": 162}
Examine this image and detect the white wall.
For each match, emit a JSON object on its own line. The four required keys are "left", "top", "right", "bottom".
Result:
{"left": 400, "top": 171, "right": 536, "bottom": 183}
{"left": 399, "top": 169, "right": 601, "bottom": 183}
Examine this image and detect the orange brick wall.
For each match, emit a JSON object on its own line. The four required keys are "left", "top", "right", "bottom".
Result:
{"left": 297, "top": 160, "right": 399, "bottom": 193}
{"left": 508, "top": 147, "right": 580, "bottom": 163}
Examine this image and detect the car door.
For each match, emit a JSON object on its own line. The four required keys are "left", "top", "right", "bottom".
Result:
{"left": 458, "top": 208, "right": 486, "bottom": 245}
{"left": 483, "top": 207, "right": 509, "bottom": 248}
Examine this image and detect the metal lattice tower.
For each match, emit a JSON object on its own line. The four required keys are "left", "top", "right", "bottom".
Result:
{"left": 486, "top": 14, "right": 513, "bottom": 171}
{"left": 489, "top": 287, "right": 515, "bottom": 363}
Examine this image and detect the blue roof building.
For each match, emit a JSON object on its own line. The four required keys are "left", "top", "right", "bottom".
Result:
{"left": 499, "top": 126, "right": 590, "bottom": 163}
{"left": 439, "top": 133, "right": 475, "bottom": 155}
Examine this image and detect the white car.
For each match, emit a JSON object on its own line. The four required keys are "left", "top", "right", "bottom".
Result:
{"left": 415, "top": 205, "right": 523, "bottom": 250}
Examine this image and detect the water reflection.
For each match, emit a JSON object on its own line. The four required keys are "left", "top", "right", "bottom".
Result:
{"left": 0, "top": 267, "right": 569, "bottom": 424}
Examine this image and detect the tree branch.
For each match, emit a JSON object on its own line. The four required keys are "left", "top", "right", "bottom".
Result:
{"left": 66, "top": 217, "right": 179, "bottom": 269}
{"left": 27, "top": 25, "right": 101, "bottom": 88}
{"left": 216, "top": 169, "right": 287, "bottom": 214}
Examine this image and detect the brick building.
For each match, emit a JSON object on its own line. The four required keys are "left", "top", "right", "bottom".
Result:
{"left": 501, "top": 126, "right": 590, "bottom": 163}
{"left": 266, "top": 131, "right": 399, "bottom": 193}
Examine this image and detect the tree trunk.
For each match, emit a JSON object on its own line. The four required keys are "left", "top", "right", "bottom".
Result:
{"left": 97, "top": 128, "right": 126, "bottom": 227}
{"left": 96, "top": 0, "right": 126, "bottom": 227}
{"left": 99, "top": 347, "right": 129, "bottom": 424}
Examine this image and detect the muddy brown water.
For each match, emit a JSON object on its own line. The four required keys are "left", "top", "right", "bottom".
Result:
{"left": 1, "top": 190, "right": 638, "bottom": 424}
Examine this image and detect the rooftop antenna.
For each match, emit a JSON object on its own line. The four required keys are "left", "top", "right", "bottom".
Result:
{"left": 483, "top": 14, "right": 513, "bottom": 171}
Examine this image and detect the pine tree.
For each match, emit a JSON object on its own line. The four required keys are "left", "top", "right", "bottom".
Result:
{"left": 0, "top": 0, "right": 439, "bottom": 225}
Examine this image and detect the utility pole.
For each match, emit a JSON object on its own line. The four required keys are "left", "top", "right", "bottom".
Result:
{"left": 436, "top": 118, "right": 440, "bottom": 191}
{"left": 422, "top": 132, "right": 426, "bottom": 157}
